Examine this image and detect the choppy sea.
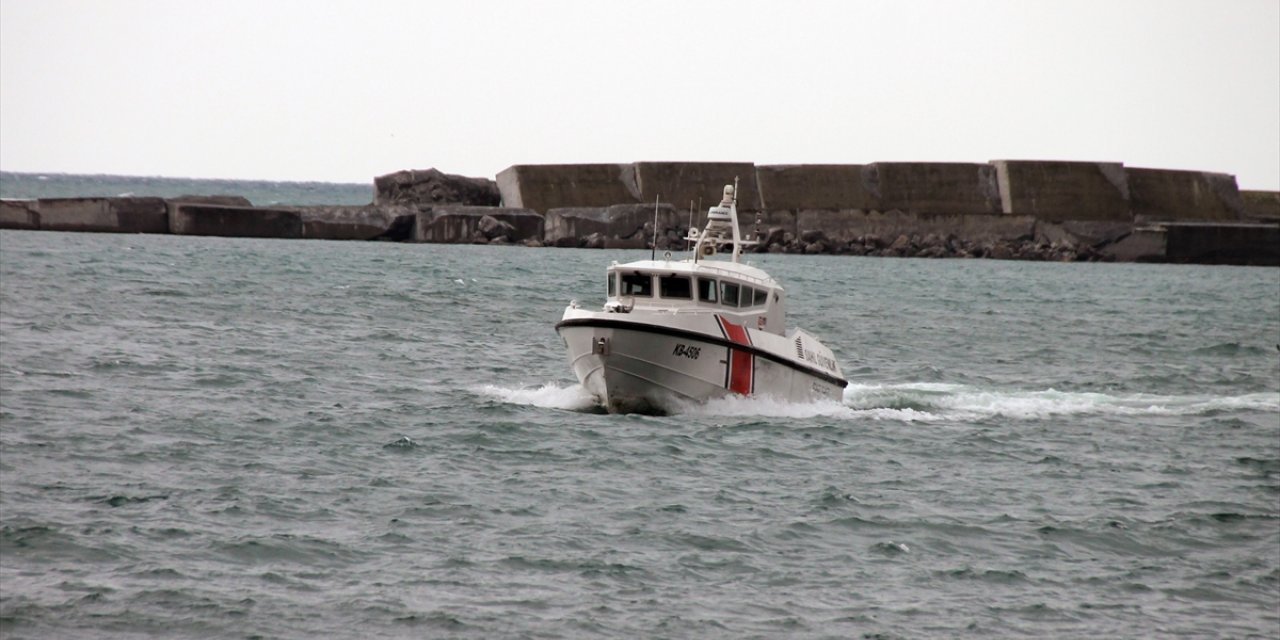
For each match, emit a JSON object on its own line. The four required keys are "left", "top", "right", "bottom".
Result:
{"left": 2, "top": 228, "right": 1278, "bottom": 639}
{"left": 0, "top": 171, "right": 372, "bottom": 206}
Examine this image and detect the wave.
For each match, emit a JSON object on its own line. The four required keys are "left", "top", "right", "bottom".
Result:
{"left": 478, "top": 380, "right": 1279, "bottom": 422}
{"left": 841, "top": 382, "right": 1279, "bottom": 421}
{"left": 472, "top": 382, "right": 601, "bottom": 412}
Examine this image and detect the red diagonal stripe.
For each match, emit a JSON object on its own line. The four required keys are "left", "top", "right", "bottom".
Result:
{"left": 718, "top": 316, "right": 754, "bottom": 394}
{"left": 717, "top": 315, "right": 751, "bottom": 345}
{"left": 728, "top": 348, "right": 753, "bottom": 395}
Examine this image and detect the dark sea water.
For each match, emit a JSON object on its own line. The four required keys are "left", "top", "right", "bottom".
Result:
{"left": 1, "top": 229, "right": 1278, "bottom": 639}
{"left": 0, "top": 172, "right": 373, "bottom": 207}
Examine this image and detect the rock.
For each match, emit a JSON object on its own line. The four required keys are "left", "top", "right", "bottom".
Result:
{"left": 761, "top": 226, "right": 787, "bottom": 247}
{"left": 377, "top": 214, "right": 418, "bottom": 242}
{"left": 803, "top": 241, "right": 826, "bottom": 254}
{"left": 170, "top": 195, "right": 253, "bottom": 207}
{"left": 543, "top": 203, "right": 680, "bottom": 247}
{"left": 374, "top": 168, "right": 499, "bottom": 207}
{"left": 478, "top": 214, "right": 515, "bottom": 240}
{"left": 604, "top": 234, "right": 647, "bottom": 249}
{"left": 800, "top": 229, "right": 827, "bottom": 244}
{"left": 656, "top": 234, "right": 690, "bottom": 251}
{"left": 889, "top": 234, "right": 911, "bottom": 251}
{"left": 584, "top": 232, "right": 606, "bottom": 249}
{"left": 415, "top": 206, "right": 544, "bottom": 243}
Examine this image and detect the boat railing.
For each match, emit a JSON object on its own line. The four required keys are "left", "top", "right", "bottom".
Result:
{"left": 624, "top": 299, "right": 771, "bottom": 317}
{"left": 687, "top": 262, "right": 776, "bottom": 289}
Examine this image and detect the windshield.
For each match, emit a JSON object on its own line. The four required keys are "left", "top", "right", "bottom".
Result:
{"left": 621, "top": 273, "right": 653, "bottom": 297}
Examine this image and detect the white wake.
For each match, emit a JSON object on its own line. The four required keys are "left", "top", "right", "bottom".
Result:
{"left": 475, "top": 380, "right": 1278, "bottom": 422}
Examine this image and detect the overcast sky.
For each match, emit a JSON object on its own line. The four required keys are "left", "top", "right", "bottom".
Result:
{"left": 1, "top": 0, "right": 1277, "bottom": 189}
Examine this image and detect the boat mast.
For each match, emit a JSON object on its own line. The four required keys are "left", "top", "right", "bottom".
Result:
{"left": 729, "top": 176, "right": 741, "bottom": 263}
{"left": 687, "top": 177, "right": 754, "bottom": 263}
{"left": 650, "top": 195, "right": 659, "bottom": 261}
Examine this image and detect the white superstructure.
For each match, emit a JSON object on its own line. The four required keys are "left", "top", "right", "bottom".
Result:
{"left": 556, "top": 182, "right": 846, "bottom": 414}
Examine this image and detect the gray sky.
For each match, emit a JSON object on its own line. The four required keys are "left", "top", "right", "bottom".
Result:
{"left": 1, "top": 0, "right": 1277, "bottom": 189}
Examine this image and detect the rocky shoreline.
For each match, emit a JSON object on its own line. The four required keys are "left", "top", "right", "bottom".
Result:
{"left": 753, "top": 229, "right": 1111, "bottom": 262}
{"left": 528, "top": 222, "right": 1111, "bottom": 262}
{"left": 3, "top": 163, "right": 1278, "bottom": 266}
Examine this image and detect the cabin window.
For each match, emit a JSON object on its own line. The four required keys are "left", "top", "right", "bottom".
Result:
{"left": 753, "top": 288, "right": 768, "bottom": 306}
{"left": 621, "top": 273, "right": 653, "bottom": 297}
{"left": 659, "top": 275, "right": 692, "bottom": 299}
{"left": 697, "top": 278, "right": 717, "bottom": 303}
{"left": 607, "top": 273, "right": 616, "bottom": 297}
{"left": 721, "top": 281, "right": 740, "bottom": 307}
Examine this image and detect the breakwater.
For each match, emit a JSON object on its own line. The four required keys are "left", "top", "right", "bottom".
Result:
{"left": 2, "top": 162, "right": 1277, "bottom": 265}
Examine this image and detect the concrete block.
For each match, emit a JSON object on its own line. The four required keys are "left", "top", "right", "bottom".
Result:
{"left": 635, "top": 162, "right": 761, "bottom": 212}
{"left": 1103, "top": 227, "right": 1167, "bottom": 262}
{"left": 866, "top": 162, "right": 1002, "bottom": 215}
{"left": 756, "top": 164, "right": 871, "bottom": 211}
{"left": 109, "top": 198, "right": 169, "bottom": 233}
{"left": 0, "top": 199, "right": 39, "bottom": 229}
{"left": 544, "top": 204, "right": 681, "bottom": 246}
{"left": 598, "top": 203, "right": 682, "bottom": 240}
{"left": 169, "top": 203, "right": 303, "bottom": 238}
{"left": 496, "top": 164, "right": 640, "bottom": 213}
{"left": 297, "top": 205, "right": 419, "bottom": 241}
{"left": 1034, "top": 220, "right": 1133, "bottom": 248}
{"left": 1241, "top": 190, "right": 1280, "bottom": 221}
{"left": 545, "top": 207, "right": 611, "bottom": 244}
{"left": 414, "top": 206, "right": 543, "bottom": 243}
{"left": 1164, "top": 222, "right": 1280, "bottom": 265}
{"left": 751, "top": 209, "right": 798, "bottom": 237}
{"left": 1099, "top": 222, "right": 1280, "bottom": 265}
{"left": 794, "top": 209, "right": 1035, "bottom": 244}
{"left": 1127, "top": 168, "right": 1244, "bottom": 222}
{"left": 36, "top": 198, "right": 115, "bottom": 231}
{"left": 32, "top": 197, "right": 167, "bottom": 233}
{"left": 795, "top": 210, "right": 869, "bottom": 243}
{"left": 757, "top": 162, "right": 1000, "bottom": 217}
{"left": 993, "top": 160, "right": 1130, "bottom": 222}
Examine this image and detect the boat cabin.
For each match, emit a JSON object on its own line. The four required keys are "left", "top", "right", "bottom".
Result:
{"left": 602, "top": 261, "right": 786, "bottom": 335}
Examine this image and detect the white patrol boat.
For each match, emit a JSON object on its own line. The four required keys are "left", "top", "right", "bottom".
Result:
{"left": 555, "top": 181, "right": 847, "bottom": 414}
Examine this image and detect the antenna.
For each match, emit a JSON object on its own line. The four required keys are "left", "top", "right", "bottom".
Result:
{"left": 731, "top": 176, "right": 742, "bottom": 263}
{"left": 650, "top": 195, "right": 660, "bottom": 261}
{"left": 687, "top": 200, "right": 694, "bottom": 253}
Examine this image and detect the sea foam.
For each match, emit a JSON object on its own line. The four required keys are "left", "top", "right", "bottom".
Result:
{"left": 473, "top": 382, "right": 599, "bottom": 411}
{"left": 479, "top": 379, "right": 1278, "bottom": 423}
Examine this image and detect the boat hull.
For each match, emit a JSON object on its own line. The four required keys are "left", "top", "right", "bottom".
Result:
{"left": 556, "top": 313, "right": 845, "bottom": 414}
